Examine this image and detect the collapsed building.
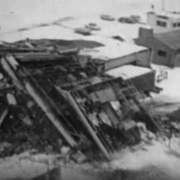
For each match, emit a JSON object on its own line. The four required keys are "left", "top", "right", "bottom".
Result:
{"left": 78, "top": 37, "right": 157, "bottom": 94}
{"left": 0, "top": 39, "right": 161, "bottom": 161}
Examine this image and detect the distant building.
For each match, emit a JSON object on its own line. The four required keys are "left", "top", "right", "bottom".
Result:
{"left": 147, "top": 11, "right": 180, "bottom": 33}
{"left": 135, "top": 27, "right": 180, "bottom": 67}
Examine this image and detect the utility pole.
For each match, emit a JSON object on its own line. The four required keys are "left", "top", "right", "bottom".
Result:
{"left": 175, "top": 0, "right": 178, "bottom": 13}
{"left": 162, "top": 0, "right": 165, "bottom": 11}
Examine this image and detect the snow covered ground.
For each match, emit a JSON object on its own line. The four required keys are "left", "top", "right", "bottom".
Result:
{"left": 0, "top": 152, "right": 58, "bottom": 180}
{"left": 0, "top": 0, "right": 179, "bottom": 44}
{"left": 0, "top": 3, "right": 152, "bottom": 42}
{"left": 0, "top": 0, "right": 179, "bottom": 34}
{"left": 109, "top": 137, "right": 180, "bottom": 180}
{"left": 151, "top": 65, "right": 180, "bottom": 103}
{"left": 0, "top": 0, "right": 156, "bottom": 31}
{"left": 0, "top": 151, "right": 98, "bottom": 180}
{"left": 0, "top": 0, "right": 162, "bottom": 42}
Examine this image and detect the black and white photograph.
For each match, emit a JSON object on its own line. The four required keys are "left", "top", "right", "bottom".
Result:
{"left": 0, "top": 0, "right": 180, "bottom": 179}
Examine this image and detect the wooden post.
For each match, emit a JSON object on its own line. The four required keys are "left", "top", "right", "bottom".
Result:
{"left": 0, "top": 108, "right": 9, "bottom": 127}
{"left": 162, "top": 0, "right": 165, "bottom": 11}
{"left": 67, "top": 92, "right": 110, "bottom": 160}
{"left": 25, "top": 82, "right": 77, "bottom": 147}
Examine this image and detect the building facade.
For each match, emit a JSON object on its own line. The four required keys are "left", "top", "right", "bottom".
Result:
{"left": 103, "top": 49, "right": 152, "bottom": 71}
{"left": 147, "top": 11, "right": 180, "bottom": 33}
{"left": 135, "top": 28, "right": 180, "bottom": 67}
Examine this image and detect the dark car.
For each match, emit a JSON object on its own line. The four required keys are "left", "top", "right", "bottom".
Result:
{"left": 75, "top": 27, "right": 91, "bottom": 35}
{"left": 118, "top": 17, "right": 134, "bottom": 24}
{"left": 85, "top": 23, "right": 101, "bottom": 31}
{"left": 112, "top": 35, "right": 125, "bottom": 42}
{"left": 100, "top": 14, "right": 115, "bottom": 21}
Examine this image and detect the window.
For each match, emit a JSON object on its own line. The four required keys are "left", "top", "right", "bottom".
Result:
{"left": 157, "top": 15, "right": 168, "bottom": 19}
{"left": 173, "top": 22, "right": 180, "bottom": 28}
{"left": 156, "top": 20, "right": 167, "bottom": 27}
{"left": 158, "top": 50, "right": 167, "bottom": 57}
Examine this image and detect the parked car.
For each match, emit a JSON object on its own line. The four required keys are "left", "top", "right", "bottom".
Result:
{"left": 112, "top": 35, "right": 125, "bottom": 42}
{"left": 130, "top": 15, "right": 141, "bottom": 23}
{"left": 100, "top": 14, "right": 115, "bottom": 21}
{"left": 118, "top": 17, "right": 134, "bottom": 24}
{"left": 75, "top": 27, "right": 91, "bottom": 35}
{"left": 85, "top": 23, "right": 101, "bottom": 31}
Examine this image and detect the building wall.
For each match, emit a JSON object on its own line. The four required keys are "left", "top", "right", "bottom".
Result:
{"left": 147, "top": 12, "right": 172, "bottom": 33}
{"left": 136, "top": 49, "right": 152, "bottom": 67}
{"left": 147, "top": 12, "right": 180, "bottom": 33}
{"left": 173, "top": 53, "right": 180, "bottom": 66}
{"left": 130, "top": 70, "right": 156, "bottom": 93}
{"left": 135, "top": 36, "right": 174, "bottom": 67}
{"left": 104, "top": 49, "right": 151, "bottom": 71}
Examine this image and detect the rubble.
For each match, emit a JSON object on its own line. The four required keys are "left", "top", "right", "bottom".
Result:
{"left": 71, "top": 151, "right": 87, "bottom": 164}
{"left": 0, "top": 38, "right": 175, "bottom": 169}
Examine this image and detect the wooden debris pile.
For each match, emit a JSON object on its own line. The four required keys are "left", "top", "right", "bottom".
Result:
{"left": 0, "top": 39, "right": 161, "bottom": 161}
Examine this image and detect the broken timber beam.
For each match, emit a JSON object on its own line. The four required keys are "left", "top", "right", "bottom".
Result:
{"left": 14, "top": 53, "right": 69, "bottom": 62}
{"left": 25, "top": 82, "right": 77, "bottom": 147}
{"left": 1, "top": 57, "right": 24, "bottom": 91}
{"left": 2, "top": 55, "right": 77, "bottom": 147}
{"left": 58, "top": 88, "right": 111, "bottom": 160}
{"left": 0, "top": 108, "right": 9, "bottom": 127}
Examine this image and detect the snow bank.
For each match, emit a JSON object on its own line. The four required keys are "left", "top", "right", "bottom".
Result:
{"left": 0, "top": 152, "right": 58, "bottom": 180}
{"left": 151, "top": 64, "right": 180, "bottom": 103}
{"left": 110, "top": 138, "right": 180, "bottom": 179}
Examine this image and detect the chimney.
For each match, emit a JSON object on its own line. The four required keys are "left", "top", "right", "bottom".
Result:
{"left": 138, "top": 27, "right": 153, "bottom": 38}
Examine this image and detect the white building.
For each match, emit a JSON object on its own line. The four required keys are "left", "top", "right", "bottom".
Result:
{"left": 147, "top": 11, "right": 180, "bottom": 33}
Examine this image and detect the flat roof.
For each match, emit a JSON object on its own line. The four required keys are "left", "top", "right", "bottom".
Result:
{"left": 0, "top": 13, "right": 152, "bottom": 46}
{"left": 149, "top": 11, "right": 180, "bottom": 20}
{"left": 79, "top": 41, "right": 147, "bottom": 61}
{"left": 106, "top": 65, "right": 152, "bottom": 79}
{"left": 0, "top": 26, "right": 84, "bottom": 43}
{"left": 0, "top": 22, "right": 150, "bottom": 44}
{"left": 0, "top": 13, "right": 152, "bottom": 43}
{"left": 1, "top": 23, "right": 147, "bottom": 60}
